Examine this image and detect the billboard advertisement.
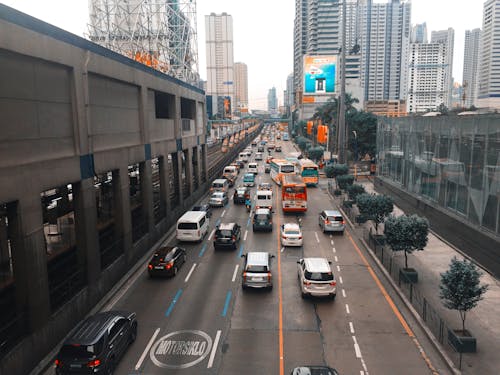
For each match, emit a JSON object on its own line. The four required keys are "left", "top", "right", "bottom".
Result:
{"left": 303, "top": 55, "right": 337, "bottom": 95}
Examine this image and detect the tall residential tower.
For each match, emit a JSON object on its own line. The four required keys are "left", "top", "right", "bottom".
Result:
{"left": 463, "top": 28, "right": 481, "bottom": 108}
{"left": 234, "top": 62, "right": 249, "bottom": 113}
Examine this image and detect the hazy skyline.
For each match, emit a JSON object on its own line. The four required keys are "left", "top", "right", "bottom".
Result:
{"left": 1, "top": 0, "right": 483, "bottom": 110}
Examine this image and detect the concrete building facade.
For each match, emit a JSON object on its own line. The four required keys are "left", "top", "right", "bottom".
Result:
{"left": 205, "top": 13, "right": 234, "bottom": 117}
{"left": 234, "top": 62, "right": 249, "bottom": 112}
{"left": 463, "top": 28, "right": 481, "bottom": 108}
{"left": 411, "top": 22, "right": 428, "bottom": 43}
{"left": 0, "top": 6, "right": 207, "bottom": 374}
{"left": 268, "top": 87, "right": 278, "bottom": 115}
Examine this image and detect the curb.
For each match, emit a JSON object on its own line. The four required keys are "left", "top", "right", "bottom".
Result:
{"left": 328, "top": 190, "right": 461, "bottom": 375}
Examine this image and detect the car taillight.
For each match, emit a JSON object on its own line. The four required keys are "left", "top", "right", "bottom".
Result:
{"left": 267, "top": 272, "right": 272, "bottom": 282}
{"left": 342, "top": 221, "right": 346, "bottom": 225}
{"left": 282, "top": 235, "right": 287, "bottom": 239}
{"left": 325, "top": 220, "right": 330, "bottom": 225}
{"left": 55, "top": 359, "right": 62, "bottom": 367}
{"left": 148, "top": 264, "right": 153, "bottom": 270}
{"left": 330, "top": 281, "right": 337, "bottom": 286}
{"left": 242, "top": 272, "right": 247, "bottom": 282}
{"left": 303, "top": 280, "right": 311, "bottom": 286}
{"left": 298, "top": 236, "right": 302, "bottom": 239}
{"left": 165, "top": 263, "right": 173, "bottom": 269}
{"left": 232, "top": 235, "right": 236, "bottom": 241}
{"left": 87, "top": 359, "right": 101, "bottom": 368}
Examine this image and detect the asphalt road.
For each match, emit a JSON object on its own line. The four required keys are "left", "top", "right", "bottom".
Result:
{"left": 51, "top": 134, "right": 449, "bottom": 375}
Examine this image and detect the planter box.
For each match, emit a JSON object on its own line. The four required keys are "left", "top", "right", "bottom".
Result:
{"left": 334, "top": 189, "right": 342, "bottom": 196}
{"left": 355, "top": 215, "right": 368, "bottom": 224}
{"left": 448, "top": 329, "right": 477, "bottom": 353}
{"left": 342, "top": 200, "right": 354, "bottom": 208}
{"left": 399, "top": 268, "right": 418, "bottom": 283}
{"left": 369, "top": 232, "right": 386, "bottom": 246}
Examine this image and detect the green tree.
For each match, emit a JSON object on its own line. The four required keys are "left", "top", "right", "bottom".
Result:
{"left": 384, "top": 214, "right": 429, "bottom": 269}
{"left": 324, "top": 165, "right": 336, "bottom": 178}
{"left": 356, "top": 194, "right": 394, "bottom": 233}
{"left": 331, "top": 164, "right": 349, "bottom": 178}
{"left": 337, "top": 175, "right": 355, "bottom": 191}
{"left": 347, "top": 111, "right": 378, "bottom": 158}
{"left": 440, "top": 257, "right": 488, "bottom": 334}
{"left": 346, "top": 184, "right": 366, "bottom": 201}
{"left": 307, "top": 146, "right": 324, "bottom": 161}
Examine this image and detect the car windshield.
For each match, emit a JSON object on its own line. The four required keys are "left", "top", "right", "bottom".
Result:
{"left": 237, "top": 189, "right": 246, "bottom": 194}
{"left": 192, "top": 206, "right": 205, "bottom": 211}
{"left": 255, "top": 214, "right": 269, "bottom": 221}
{"left": 246, "top": 265, "right": 268, "bottom": 273}
{"left": 60, "top": 339, "right": 103, "bottom": 357}
{"left": 213, "top": 193, "right": 223, "bottom": 198}
{"left": 305, "top": 271, "right": 334, "bottom": 281}
{"left": 285, "top": 230, "right": 300, "bottom": 235}
{"left": 178, "top": 222, "right": 198, "bottom": 230}
{"left": 216, "top": 229, "right": 232, "bottom": 237}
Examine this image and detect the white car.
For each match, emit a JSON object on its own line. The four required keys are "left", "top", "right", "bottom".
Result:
{"left": 280, "top": 223, "right": 303, "bottom": 247}
{"left": 297, "top": 258, "right": 336, "bottom": 299}
{"left": 255, "top": 152, "right": 263, "bottom": 160}
{"left": 209, "top": 191, "right": 228, "bottom": 207}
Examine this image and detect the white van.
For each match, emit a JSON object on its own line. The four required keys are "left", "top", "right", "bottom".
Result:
{"left": 176, "top": 211, "right": 209, "bottom": 242}
{"left": 248, "top": 162, "right": 259, "bottom": 174}
{"left": 211, "top": 178, "right": 229, "bottom": 192}
{"left": 239, "top": 152, "right": 249, "bottom": 162}
{"left": 223, "top": 165, "right": 238, "bottom": 182}
{"left": 255, "top": 190, "right": 273, "bottom": 210}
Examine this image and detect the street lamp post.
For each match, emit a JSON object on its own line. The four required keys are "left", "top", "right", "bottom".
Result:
{"left": 337, "top": 0, "right": 347, "bottom": 165}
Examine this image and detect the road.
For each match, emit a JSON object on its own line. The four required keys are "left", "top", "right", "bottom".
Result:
{"left": 52, "top": 132, "right": 448, "bottom": 374}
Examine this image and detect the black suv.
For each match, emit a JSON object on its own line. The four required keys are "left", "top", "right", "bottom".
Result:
{"left": 214, "top": 223, "right": 241, "bottom": 250}
{"left": 55, "top": 311, "right": 137, "bottom": 374}
{"left": 233, "top": 186, "right": 250, "bottom": 204}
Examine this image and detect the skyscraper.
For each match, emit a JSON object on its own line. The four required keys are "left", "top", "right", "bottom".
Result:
{"left": 234, "top": 62, "right": 248, "bottom": 113}
{"left": 431, "top": 28, "right": 454, "bottom": 107}
{"left": 205, "top": 13, "right": 234, "bottom": 117}
{"left": 268, "top": 87, "right": 278, "bottom": 114}
{"left": 477, "top": 0, "right": 500, "bottom": 109}
{"left": 284, "top": 73, "right": 294, "bottom": 116}
{"left": 463, "top": 28, "right": 481, "bottom": 108}
{"left": 411, "top": 23, "right": 428, "bottom": 43}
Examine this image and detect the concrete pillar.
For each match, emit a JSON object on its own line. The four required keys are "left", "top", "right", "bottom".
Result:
{"left": 140, "top": 162, "right": 154, "bottom": 236}
{"left": 175, "top": 152, "right": 184, "bottom": 204}
{"left": 11, "top": 197, "right": 50, "bottom": 330}
{"left": 0, "top": 216, "right": 9, "bottom": 269}
{"left": 193, "top": 146, "right": 201, "bottom": 190}
{"left": 160, "top": 156, "right": 171, "bottom": 214}
{"left": 185, "top": 148, "right": 193, "bottom": 197}
{"left": 174, "top": 96, "right": 182, "bottom": 139}
{"left": 113, "top": 168, "right": 132, "bottom": 262}
{"left": 201, "top": 144, "right": 209, "bottom": 183}
{"left": 72, "top": 179, "right": 100, "bottom": 286}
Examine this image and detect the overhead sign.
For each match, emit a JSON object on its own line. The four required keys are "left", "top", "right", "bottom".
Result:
{"left": 303, "top": 55, "right": 337, "bottom": 95}
{"left": 150, "top": 330, "right": 212, "bottom": 369}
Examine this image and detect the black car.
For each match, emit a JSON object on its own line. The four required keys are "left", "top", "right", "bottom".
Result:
{"left": 265, "top": 165, "right": 271, "bottom": 173}
{"left": 148, "top": 246, "right": 187, "bottom": 277}
{"left": 55, "top": 311, "right": 137, "bottom": 375}
{"left": 192, "top": 204, "right": 212, "bottom": 218}
{"left": 252, "top": 208, "right": 273, "bottom": 232}
{"left": 214, "top": 223, "right": 241, "bottom": 250}
{"left": 233, "top": 186, "right": 251, "bottom": 204}
{"left": 276, "top": 145, "right": 282, "bottom": 152}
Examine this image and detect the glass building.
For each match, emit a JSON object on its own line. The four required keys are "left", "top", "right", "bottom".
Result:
{"left": 377, "top": 115, "right": 500, "bottom": 235}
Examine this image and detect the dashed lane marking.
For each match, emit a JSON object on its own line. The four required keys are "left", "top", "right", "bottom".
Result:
{"left": 232, "top": 264, "right": 239, "bottom": 282}
{"left": 345, "top": 304, "right": 350, "bottom": 314}
{"left": 342, "top": 289, "right": 346, "bottom": 298}
{"left": 184, "top": 263, "right": 196, "bottom": 283}
{"left": 221, "top": 210, "right": 226, "bottom": 217}
{"left": 207, "top": 330, "right": 222, "bottom": 368}
{"left": 339, "top": 276, "right": 343, "bottom": 284}
{"left": 314, "top": 232, "right": 320, "bottom": 243}
{"left": 208, "top": 229, "right": 215, "bottom": 241}
{"left": 349, "top": 322, "right": 355, "bottom": 334}
{"left": 243, "top": 230, "right": 248, "bottom": 241}
{"left": 135, "top": 328, "right": 160, "bottom": 370}
{"left": 334, "top": 256, "right": 338, "bottom": 262}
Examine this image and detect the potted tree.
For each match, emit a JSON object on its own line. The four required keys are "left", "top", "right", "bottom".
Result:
{"left": 324, "top": 164, "right": 348, "bottom": 195}
{"left": 440, "top": 257, "right": 488, "bottom": 353}
{"left": 356, "top": 193, "right": 394, "bottom": 238}
{"left": 384, "top": 214, "right": 429, "bottom": 283}
{"left": 345, "top": 183, "right": 365, "bottom": 209}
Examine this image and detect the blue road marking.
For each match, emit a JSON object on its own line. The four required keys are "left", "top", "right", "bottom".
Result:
{"left": 247, "top": 217, "right": 251, "bottom": 227}
{"left": 222, "top": 291, "right": 232, "bottom": 317}
{"left": 215, "top": 218, "right": 221, "bottom": 227}
{"left": 238, "top": 244, "right": 244, "bottom": 258}
{"left": 165, "top": 289, "right": 183, "bottom": 317}
{"left": 199, "top": 243, "right": 208, "bottom": 257}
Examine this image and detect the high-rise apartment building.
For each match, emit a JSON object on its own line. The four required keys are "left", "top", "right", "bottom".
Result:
{"left": 268, "top": 87, "right": 278, "bottom": 114}
{"left": 411, "top": 23, "right": 428, "bottom": 43}
{"left": 234, "top": 62, "right": 248, "bottom": 112}
{"left": 284, "top": 73, "right": 294, "bottom": 116}
{"left": 205, "top": 13, "right": 234, "bottom": 117}
{"left": 431, "top": 28, "right": 454, "bottom": 107}
{"left": 477, "top": 0, "right": 500, "bottom": 109}
{"left": 463, "top": 28, "right": 481, "bottom": 108}
{"left": 359, "top": 0, "right": 411, "bottom": 102}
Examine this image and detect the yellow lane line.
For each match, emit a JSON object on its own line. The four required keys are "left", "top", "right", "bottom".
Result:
{"left": 275, "top": 186, "right": 284, "bottom": 375}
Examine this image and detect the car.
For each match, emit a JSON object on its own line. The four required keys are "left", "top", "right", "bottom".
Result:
{"left": 55, "top": 311, "right": 137, "bottom": 375}
{"left": 291, "top": 366, "right": 339, "bottom": 375}
{"left": 297, "top": 257, "right": 336, "bottom": 299}
{"left": 275, "top": 145, "right": 282, "bottom": 152}
{"left": 267, "top": 143, "right": 275, "bottom": 150}
{"left": 280, "top": 223, "right": 303, "bottom": 247}
{"left": 148, "top": 246, "right": 187, "bottom": 277}
{"left": 257, "top": 145, "right": 265, "bottom": 152}
{"left": 214, "top": 223, "right": 241, "bottom": 250}
{"left": 252, "top": 208, "right": 273, "bottom": 232}
{"left": 255, "top": 152, "right": 263, "bottom": 160}
{"left": 241, "top": 252, "right": 274, "bottom": 290}
{"left": 209, "top": 191, "right": 228, "bottom": 207}
{"left": 191, "top": 204, "right": 212, "bottom": 218}
{"left": 248, "top": 162, "right": 259, "bottom": 174}
{"left": 266, "top": 156, "right": 274, "bottom": 164}
{"left": 258, "top": 182, "right": 272, "bottom": 191}
{"left": 230, "top": 162, "right": 241, "bottom": 173}
{"left": 235, "top": 160, "right": 245, "bottom": 170}
{"left": 251, "top": 140, "right": 257, "bottom": 146}
{"left": 233, "top": 186, "right": 251, "bottom": 204}
{"left": 265, "top": 165, "right": 271, "bottom": 173}
{"left": 318, "top": 210, "right": 345, "bottom": 234}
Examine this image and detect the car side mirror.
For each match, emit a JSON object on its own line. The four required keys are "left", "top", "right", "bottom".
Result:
{"left": 240, "top": 254, "right": 246, "bottom": 258}
{"left": 296, "top": 260, "right": 301, "bottom": 264}
{"left": 271, "top": 255, "right": 275, "bottom": 259}
{"left": 328, "top": 261, "right": 332, "bottom": 264}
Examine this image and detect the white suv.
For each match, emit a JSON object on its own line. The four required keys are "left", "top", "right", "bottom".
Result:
{"left": 297, "top": 258, "right": 336, "bottom": 299}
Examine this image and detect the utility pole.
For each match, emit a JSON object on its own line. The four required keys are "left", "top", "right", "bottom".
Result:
{"left": 337, "top": 0, "right": 347, "bottom": 164}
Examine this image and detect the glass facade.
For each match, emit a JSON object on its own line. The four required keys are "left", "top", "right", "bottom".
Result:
{"left": 377, "top": 115, "right": 500, "bottom": 235}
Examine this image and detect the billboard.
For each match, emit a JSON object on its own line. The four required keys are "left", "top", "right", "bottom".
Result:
{"left": 303, "top": 55, "right": 337, "bottom": 95}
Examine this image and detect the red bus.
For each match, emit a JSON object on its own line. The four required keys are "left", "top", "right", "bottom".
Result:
{"left": 281, "top": 174, "right": 307, "bottom": 212}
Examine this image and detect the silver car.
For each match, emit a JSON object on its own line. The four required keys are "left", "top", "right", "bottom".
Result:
{"left": 241, "top": 252, "right": 274, "bottom": 290}
{"left": 318, "top": 210, "right": 345, "bottom": 234}
{"left": 209, "top": 191, "right": 228, "bottom": 207}
{"left": 297, "top": 257, "right": 336, "bottom": 299}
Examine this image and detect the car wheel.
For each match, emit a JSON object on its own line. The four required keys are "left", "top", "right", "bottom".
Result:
{"left": 174, "top": 267, "right": 178, "bottom": 276}
{"left": 301, "top": 291, "right": 307, "bottom": 299}
{"left": 331, "top": 294, "right": 336, "bottom": 301}
{"left": 130, "top": 323, "right": 137, "bottom": 343}
{"left": 106, "top": 358, "right": 115, "bottom": 375}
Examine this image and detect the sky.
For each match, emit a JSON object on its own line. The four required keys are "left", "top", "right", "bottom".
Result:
{"left": 1, "top": 0, "right": 484, "bottom": 110}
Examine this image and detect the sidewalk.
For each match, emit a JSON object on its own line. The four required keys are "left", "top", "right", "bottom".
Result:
{"left": 338, "top": 178, "right": 500, "bottom": 375}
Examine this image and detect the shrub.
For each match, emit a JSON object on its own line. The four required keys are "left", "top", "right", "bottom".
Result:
{"left": 356, "top": 193, "right": 394, "bottom": 233}
{"left": 337, "top": 175, "right": 355, "bottom": 190}
{"left": 346, "top": 184, "right": 366, "bottom": 201}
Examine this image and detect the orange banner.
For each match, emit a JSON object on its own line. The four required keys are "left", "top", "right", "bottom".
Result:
{"left": 307, "top": 121, "right": 313, "bottom": 135}
{"left": 317, "top": 125, "right": 328, "bottom": 144}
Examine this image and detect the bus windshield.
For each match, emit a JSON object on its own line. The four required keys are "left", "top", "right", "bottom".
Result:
{"left": 281, "top": 165, "right": 295, "bottom": 173}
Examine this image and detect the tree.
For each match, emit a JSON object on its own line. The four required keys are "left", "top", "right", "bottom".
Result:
{"left": 346, "top": 184, "right": 366, "bottom": 201}
{"left": 307, "top": 146, "right": 324, "bottom": 162}
{"left": 384, "top": 214, "right": 429, "bottom": 269}
{"left": 347, "top": 111, "right": 378, "bottom": 158}
{"left": 440, "top": 257, "right": 488, "bottom": 334}
{"left": 337, "top": 175, "right": 355, "bottom": 191}
{"left": 356, "top": 194, "right": 394, "bottom": 233}
{"left": 331, "top": 164, "right": 349, "bottom": 178}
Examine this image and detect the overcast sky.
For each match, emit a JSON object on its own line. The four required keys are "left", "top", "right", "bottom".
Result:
{"left": 1, "top": 0, "right": 484, "bottom": 110}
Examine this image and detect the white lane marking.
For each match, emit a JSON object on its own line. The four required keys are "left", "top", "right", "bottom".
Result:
{"left": 248, "top": 211, "right": 252, "bottom": 218}
{"left": 331, "top": 240, "right": 334, "bottom": 245}
{"left": 207, "top": 330, "right": 222, "bottom": 368}
{"left": 334, "top": 255, "right": 338, "bottom": 262}
{"left": 349, "top": 322, "right": 355, "bottom": 334}
{"left": 345, "top": 304, "right": 350, "bottom": 314}
{"left": 339, "top": 276, "right": 343, "bottom": 284}
{"left": 232, "top": 264, "right": 239, "bottom": 282}
{"left": 221, "top": 209, "right": 226, "bottom": 217}
{"left": 281, "top": 247, "right": 285, "bottom": 252}
{"left": 342, "top": 289, "right": 346, "bottom": 298}
{"left": 243, "top": 230, "right": 248, "bottom": 241}
{"left": 135, "top": 328, "right": 160, "bottom": 370}
{"left": 329, "top": 234, "right": 333, "bottom": 239}
{"left": 208, "top": 229, "right": 215, "bottom": 241}
{"left": 314, "top": 232, "right": 320, "bottom": 243}
{"left": 333, "top": 247, "right": 336, "bottom": 253}
{"left": 337, "top": 265, "right": 341, "bottom": 272}
{"left": 354, "top": 340, "right": 362, "bottom": 358}
{"left": 184, "top": 263, "right": 197, "bottom": 283}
